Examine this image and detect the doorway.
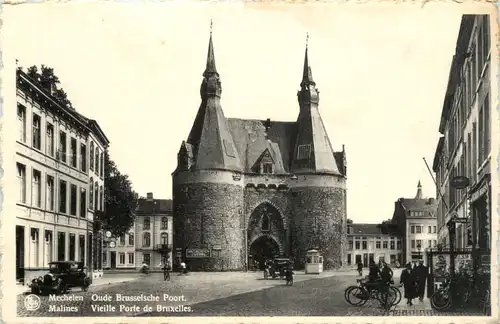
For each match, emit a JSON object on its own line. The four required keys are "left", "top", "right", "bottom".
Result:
{"left": 16, "top": 226, "right": 25, "bottom": 281}
{"left": 110, "top": 251, "right": 117, "bottom": 269}
{"left": 249, "top": 236, "right": 280, "bottom": 270}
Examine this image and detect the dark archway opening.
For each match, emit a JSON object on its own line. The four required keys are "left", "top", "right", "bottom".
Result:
{"left": 249, "top": 236, "right": 280, "bottom": 270}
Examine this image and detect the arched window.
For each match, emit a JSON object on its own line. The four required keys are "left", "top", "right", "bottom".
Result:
{"left": 143, "top": 217, "right": 150, "bottom": 230}
{"left": 261, "top": 214, "right": 270, "bottom": 231}
{"left": 161, "top": 232, "right": 168, "bottom": 245}
{"left": 143, "top": 233, "right": 150, "bottom": 247}
{"left": 161, "top": 217, "right": 168, "bottom": 230}
{"left": 89, "top": 178, "right": 94, "bottom": 208}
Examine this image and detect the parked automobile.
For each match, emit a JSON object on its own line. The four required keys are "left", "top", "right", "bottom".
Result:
{"left": 264, "top": 257, "right": 292, "bottom": 280}
{"left": 30, "top": 261, "right": 91, "bottom": 295}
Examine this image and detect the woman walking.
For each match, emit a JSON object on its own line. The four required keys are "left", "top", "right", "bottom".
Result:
{"left": 400, "top": 263, "right": 417, "bottom": 305}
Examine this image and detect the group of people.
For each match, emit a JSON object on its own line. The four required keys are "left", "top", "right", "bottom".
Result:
{"left": 400, "top": 261, "right": 428, "bottom": 305}
{"left": 140, "top": 260, "right": 188, "bottom": 280}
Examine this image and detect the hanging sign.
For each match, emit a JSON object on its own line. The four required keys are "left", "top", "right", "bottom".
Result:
{"left": 450, "top": 176, "right": 470, "bottom": 189}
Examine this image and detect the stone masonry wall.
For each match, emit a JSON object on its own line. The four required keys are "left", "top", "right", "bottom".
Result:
{"left": 290, "top": 186, "right": 346, "bottom": 270}
{"left": 173, "top": 181, "right": 245, "bottom": 271}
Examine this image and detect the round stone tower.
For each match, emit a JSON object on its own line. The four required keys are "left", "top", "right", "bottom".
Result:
{"left": 289, "top": 43, "right": 348, "bottom": 270}
{"left": 172, "top": 30, "right": 245, "bottom": 271}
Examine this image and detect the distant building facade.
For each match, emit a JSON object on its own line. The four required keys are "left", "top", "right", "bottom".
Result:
{"left": 173, "top": 32, "right": 347, "bottom": 271}
{"left": 346, "top": 221, "right": 403, "bottom": 268}
{"left": 135, "top": 193, "right": 173, "bottom": 269}
{"left": 392, "top": 182, "right": 438, "bottom": 264}
{"left": 102, "top": 229, "right": 136, "bottom": 270}
{"left": 16, "top": 68, "right": 109, "bottom": 284}
{"left": 432, "top": 15, "right": 491, "bottom": 263}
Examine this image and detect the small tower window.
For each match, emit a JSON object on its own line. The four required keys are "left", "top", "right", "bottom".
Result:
{"left": 297, "top": 144, "right": 312, "bottom": 160}
{"left": 261, "top": 163, "right": 273, "bottom": 174}
{"left": 261, "top": 214, "right": 270, "bottom": 231}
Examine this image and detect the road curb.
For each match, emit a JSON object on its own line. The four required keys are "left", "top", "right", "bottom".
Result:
{"left": 16, "top": 279, "right": 138, "bottom": 296}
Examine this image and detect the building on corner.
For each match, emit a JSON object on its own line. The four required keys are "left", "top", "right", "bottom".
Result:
{"left": 173, "top": 30, "right": 347, "bottom": 271}
{"left": 346, "top": 220, "right": 403, "bottom": 268}
{"left": 16, "top": 68, "right": 109, "bottom": 285}
{"left": 391, "top": 182, "right": 438, "bottom": 265}
{"left": 432, "top": 15, "right": 491, "bottom": 270}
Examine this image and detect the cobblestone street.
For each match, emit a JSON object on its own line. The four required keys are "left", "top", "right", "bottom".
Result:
{"left": 17, "top": 271, "right": 384, "bottom": 317}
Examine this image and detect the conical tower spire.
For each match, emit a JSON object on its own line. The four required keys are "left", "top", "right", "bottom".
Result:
{"left": 301, "top": 33, "right": 315, "bottom": 86}
{"left": 200, "top": 20, "right": 222, "bottom": 99}
{"left": 415, "top": 181, "right": 423, "bottom": 199}
{"left": 204, "top": 20, "right": 217, "bottom": 76}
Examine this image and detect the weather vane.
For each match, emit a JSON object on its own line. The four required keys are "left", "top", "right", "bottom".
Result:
{"left": 210, "top": 19, "right": 213, "bottom": 36}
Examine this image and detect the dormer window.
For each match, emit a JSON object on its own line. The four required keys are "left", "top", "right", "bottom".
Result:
{"left": 261, "top": 162, "right": 273, "bottom": 174}
{"left": 297, "top": 144, "right": 311, "bottom": 160}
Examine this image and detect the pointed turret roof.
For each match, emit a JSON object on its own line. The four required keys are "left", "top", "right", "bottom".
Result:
{"left": 185, "top": 26, "right": 242, "bottom": 172}
{"left": 415, "top": 181, "right": 423, "bottom": 199}
{"left": 291, "top": 38, "right": 341, "bottom": 175}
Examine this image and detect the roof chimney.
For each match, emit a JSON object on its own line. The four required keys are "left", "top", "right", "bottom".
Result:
{"left": 146, "top": 192, "right": 154, "bottom": 201}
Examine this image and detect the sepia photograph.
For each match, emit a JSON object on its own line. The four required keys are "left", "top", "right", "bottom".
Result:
{"left": 0, "top": 1, "right": 497, "bottom": 321}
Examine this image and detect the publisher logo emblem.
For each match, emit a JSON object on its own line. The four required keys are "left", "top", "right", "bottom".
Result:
{"left": 24, "top": 294, "right": 41, "bottom": 311}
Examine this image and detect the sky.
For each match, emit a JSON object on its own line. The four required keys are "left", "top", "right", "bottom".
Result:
{"left": 3, "top": 2, "right": 492, "bottom": 224}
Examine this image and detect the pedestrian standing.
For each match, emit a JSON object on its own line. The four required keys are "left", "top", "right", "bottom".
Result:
{"left": 415, "top": 260, "right": 427, "bottom": 301}
{"left": 400, "top": 263, "right": 417, "bottom": 305}
{"left": 357, "top": 262, "right": 363, "bottom": 276}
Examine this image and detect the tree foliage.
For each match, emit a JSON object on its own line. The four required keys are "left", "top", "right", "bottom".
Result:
{"left": 98, "top": 151, "right": 138, "bottom": 237}
{"left": 23, "top": 64, "right": 73, "bottom": 109}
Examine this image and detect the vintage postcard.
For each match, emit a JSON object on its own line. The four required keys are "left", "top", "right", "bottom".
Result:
{"left": 0, "top": 1, "right": 498, "bottom": 323}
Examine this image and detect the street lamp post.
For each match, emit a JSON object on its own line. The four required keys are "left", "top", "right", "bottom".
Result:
{"left": 417, "top": 243, "right": 422, "bottom": 260}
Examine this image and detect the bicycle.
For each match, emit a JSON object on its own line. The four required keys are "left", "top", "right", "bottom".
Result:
{"left": 345, "top": 278, "right": 401, "bottom": 309}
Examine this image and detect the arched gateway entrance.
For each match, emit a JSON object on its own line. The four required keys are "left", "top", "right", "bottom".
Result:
{"left": 249, "top": 235, "right": 280, "bottom": 270}
{"left": 247, "top": 202, "right": 286, "bottom": 270}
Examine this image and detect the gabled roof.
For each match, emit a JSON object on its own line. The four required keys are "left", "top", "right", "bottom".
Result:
{"left": 349, "top": 223, "right": 402, "bottom": 236}
{"left": 398, "top": 198, "right": 438, "bottom": 217}
{"left": 136, "top": 199, "right": 173, "bottom": 215}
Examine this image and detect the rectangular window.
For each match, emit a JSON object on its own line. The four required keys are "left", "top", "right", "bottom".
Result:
{"left": 410, "top": 226, "right": 415, "bottom": 234}
{"left": 262, "top": 163, "right": 273, "bottom": 174}
{"left": 433, "top": 226, "right": 437, "bottom": 234}
{"left": 103, "top": 252, "right": 107, "bottom": 264}
{"left": 397, "top": 240, "right": 402, "bottom": 250}
{"left": 297, "top": 144, "right": 312, "bottom": 160}
{"left": 428, "top": 240, "right": 432, "bottom": 248}
{"left": 362, "top": 241, "right": 367, "bottom": 250}
{"left": 128, "top": 253, "right": 134, "bottom": 265}
{"left": 95, "top": 148, "right": 100, "bottom": 175}
{"left": 120, "top": 235, "right": 125, "bottom": 246}
{"left": 31, "top": 228, "right": 39, "bottom": 266}
{"left": 416, "top": 239, "right": 422, "bottom": 248}
{"left": 119, "top": 253, "right": 125, "bottom": 265}
{"left": 32, "top": 113, "right": 41, "bottom": 150}
{"left": 416, "top": 226, "right": 422, "bottom": 234}
{"left": 428, "top": 226, "right": 432, "bottom": 234}
{"left": 70, "top": 184, "right": 77, "bottom": 216}
{"left": 411, "top": 240, "right": 416, "bottom": 249}
{"left": 70, "top": 138, "right": 77, "bottom": 168}
{"left": 376, "top": 241, "right": 381, "bottom": 249}
{"left": 59, "top": 180, "right": 67, "bottom": 214}
{"left": 128, "top": 233, "right": 134, "bottom": 246}
{"left": 18, "top": 104, "right": 26, "bottom": 142}
{"left": 100, "top": 153, "right": 104, "bottom": 177}
{"left": 100, "top": 186, "right": 104, "bottom": 211}
{"left": 80, "top": 188, "right": 87, "bottom": 217}
{"left": 390, "top": 241, "right": 395, "bottom": 250}
{"left": 69, "top": 234, "right": 76, "bottom": 261}
{"left": 80, "top": 144, "right": 87, "bottom": 172}
{"left": 355, "top": 241, "right": 360, "bottom": 250}
{"left": 79, "top": 235, "right": 85, "bottom": 263}
{"left": 58, "top": 232, "right": 66, "bottom": 261}
{"left": 32, "top": 169, "right": 41, "bottom": 207}
{"left": 89, "top": 142, "right": 94, "bottom": 171}
{"left": 47, "top": 175, "right": 54, "bottom": 210}
{"left": 383, "top": 241, "right": 388, "bottom": 249}
{"left": 46, "top": 123, "right": 54, "bottom": 156}
{"left": 59, "top": 131, "right": 67, "bottom": 163}
{"left": 17, "top": 163, "right": 26, "bottom": 203}
{"left": 433, "top": 240, "right": 437, "bottom": 247}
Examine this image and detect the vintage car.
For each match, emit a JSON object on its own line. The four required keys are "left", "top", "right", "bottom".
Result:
{"left": 264, "top": 257, "right": 292, "bottom": 280}
{"left": 30, "top": 261, "right": 91, "bottom": 295}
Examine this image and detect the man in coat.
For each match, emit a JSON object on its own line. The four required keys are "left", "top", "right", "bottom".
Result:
{"left": 400, "top": 263, "right": 417, "bottom": 305}
{"left": 414, "top": 260, "right": 428, "bottom": 301}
